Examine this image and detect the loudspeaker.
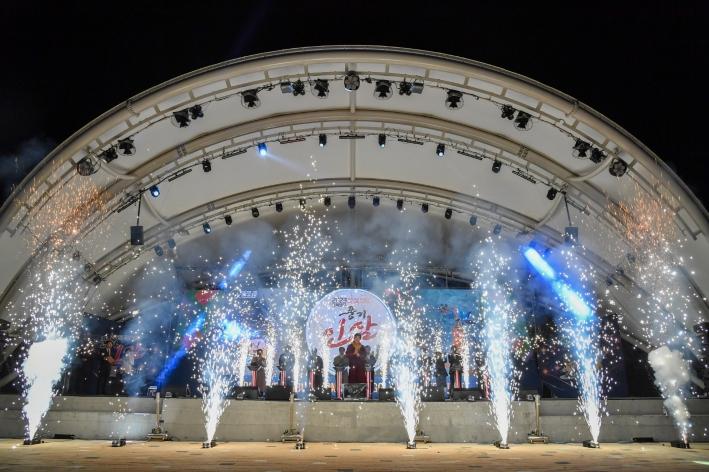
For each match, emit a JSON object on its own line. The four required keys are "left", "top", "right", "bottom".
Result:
{"left": 343, "top": 383, "right": 366, "bottom": 399}
{"left": 378, "top": 387, "right": 395, "bottom": 401}
{"left": 234, "top": 386, "right": 259, "bottom": 400}
{"left": 422, "top": 385, "right": 445, "bottom": 402}
{"left": 517, "top": 389, "right": 538, "bottom": 401}
{"left": 130, "top": 225, "right": 144, "bottom": 246}
{"left": 451, "top": 388, "right": 484, "bottom": 401}
{"left": 312, "top": 388, "right": 332, "bottom": 401}
{"left": 265, "top": 385, "right": 291, "bottom": 401}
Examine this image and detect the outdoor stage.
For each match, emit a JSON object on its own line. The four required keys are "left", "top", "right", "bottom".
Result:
{"left": 1, "top": 439, "right": 708, "bottom": 472}
{"left": 1, "top": 394, "right": 708, "bottom": 444}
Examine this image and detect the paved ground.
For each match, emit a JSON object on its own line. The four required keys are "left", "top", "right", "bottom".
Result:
{"left": 0, "top": 439, "right": 708, "bottom": 471}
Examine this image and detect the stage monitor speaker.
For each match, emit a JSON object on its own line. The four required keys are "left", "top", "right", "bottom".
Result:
{"left": 234, "top": 386, "right": 259, "bottom": 400}
{"left": 130, "top": 225, "right": 144, "bottom": 246}
{"left": 312, "top": 387, "right": 332, "bottom": 401}
{"left": 378, "top": 387, "right": 395, "bottom": 401}
{"left": 163, "top": 384, "right": 187, "bottom": 398}
{"left": 265, "top": 385, "right": 291, "bottom": 401}
{"left": 451, "top": 388, "right": 484, "bottom": 401}
{"left": 422, "top": 385, "right": 445, "bottom": 402}
{"left": 344, "top": 383, "right": 367, "bottom": 399}
{"left": 517, "top": 389, "right": 538, "bottom": 401}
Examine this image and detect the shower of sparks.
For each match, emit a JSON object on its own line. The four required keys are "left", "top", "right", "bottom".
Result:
{"left": 264, "top": 323, "right": 277, "bottom": 386}
{"left": 648, "top": 346, "right": 692, "bottom": 442}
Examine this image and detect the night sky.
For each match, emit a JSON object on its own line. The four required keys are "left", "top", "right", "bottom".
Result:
{"left": 1, "top": 1, "right": 707, "bottom": 208}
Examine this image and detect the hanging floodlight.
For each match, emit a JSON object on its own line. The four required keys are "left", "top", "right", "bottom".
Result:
{"left": 76, "top": 156, "right": 98, "bottom": 176}
{"left": 492, "top": 160, "right": 502, "bottom": 173}
{"left": 312, "top": 79, "right": 329, "bottom": 98}
{"left": 500, "top": 105, "right": 516, "bottom": 120}
{"left": 257, "top": 143, "right": 268, "bottom": 156}
{"left": 444, "top": 208, "right": 453, "bottom": 219}
{"left": 396, "top": 199, "right": 404, "bottom": 211}
{"left": 251, "top": 207, "right": 259, "bottom": 218}
{"left": 608, "top": 157, "right": 628, "bottom": 177}
{"left": 275, "top": 202, "right": 283, "bottom": 213}
{"left": 241, "top": 89, "right": 261, "bottom": 108}
{"left": 378, "top": 134, "right": 386, "bottom": 148}
{"left": 546, "top": 188, "right": 558, "bottom": 200}
{"left": 469, "top": 215, "right": 477, "bottom": 226}
{"left": 189, "top": 105, "right": 204, "bottom": 120}
{"left": 319, "top": 134, "right": 327, "bottom": 147}
{"left": 201, "top": 160, "right": 212, "bottom": 173}
{"left": 421, "top": 203, "right": 429, "bottom": 213}
{"left": 117, "top": 137, "right": 136, "bottom": 155}
{"left": 374, "top": 80, "right": 393, "bottom": 100}
{"left": 202, "top": 223, "right": 211, "bottom": 234}
{"left": 445, "top": 90, "right": 464, "bottom": 110}
{"left": 372, "top": 196, "right": 380, "bottom": 207}
{"left": 100, "top": 147, "right": 118, "bottom": 163}
{"left": 589, "top": 148, "right": 607, "bottom": 163}
{"left": 514, "top": 111, "right": 532, "bottom": 130}
{"left": 436, "top": 143, "right": 445, "bottom": 157}
{"left": 344, "top": 71, "right": 360, "bottom": 91}
{"left": 149, "top": 185, "right": 160, "bottom": 198}
{"left": 224, "top": 215, "right": 233, "bottom": 225}
{"left": 572, "top": 139, "right": 591, "bottom": 158}
{"left": 398, "top": 80, "right": 424, "bottom": 95}
{"left": 323, "top": 196, "right": 331, "bottom": 207}
{"left": 348, "top": 195, "right": 355, "bottom": 209}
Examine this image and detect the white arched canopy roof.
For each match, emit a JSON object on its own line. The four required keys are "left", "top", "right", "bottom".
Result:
{"left": 1, "top": 46, "right": 707, "bottom": 346}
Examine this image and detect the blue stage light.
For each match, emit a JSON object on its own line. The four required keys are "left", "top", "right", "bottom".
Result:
{"left": 149, "top": 185, "right": 160, "bottom": 198}
{"left": 523, "top": 247, "right": 556, "bottom": 280}
{"left": 156, "top": 313, "right": 205, "bottom": 387}
{"left": 228, "top": 250, "right": 252, "bottom": 278}
{"left": 257, "top": 143, "right": 267, "bottom": 156}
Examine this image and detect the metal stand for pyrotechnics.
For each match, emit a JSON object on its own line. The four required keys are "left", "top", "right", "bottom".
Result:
{"left": 281, "top": 391, "right": 304, "bottom": 448}
{"left": 527, "top": 394, "right": 549, "bottom": 444}
{"left": 147, "top": 392, "right": 170, "bottom": 441}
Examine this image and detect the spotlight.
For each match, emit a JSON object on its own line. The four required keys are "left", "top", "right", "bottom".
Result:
{"left": 281, "top": 80, "right": 306, "bottom": 96}
{"left": 372, "top": 196, "right": 380, "bottom": 207}
{"left": 202, "top": 223, "right": 211, "bottom": 234}
{"left": 445, "top": 90, "right": 464, "bottom": 109}
{"left": 493, "top": 224, "right": 502, "bottom": 235}
{"left": 76, "top": 157, "right": 98, "bottom": 176}
{"left": 241, "top": 89, "right": 261, "bottom": 108}
{"left": 436, "top": 143, "right": 445, "bottom": 157}
{"left": 445, "top": 208, "right": 452, "bottom": 219}
{"left": 299, "top": 198, "right": 306, "bottom": 209}
{"left": 469, "top": 215, "right": 477, "bottom": 226}
{"left": 492, "top": 160, "right": 502, "bottom": 173}
{"left": 251, "top": 207, "right": 259, "bottom": 218}
{"left": 167, "top": 238, "right": 176, "bottom": 249}
{"left": 348, "top": 195, "right": 355, "bottom": 209}
{"left": 224, "top": 215, "right": 233, "bottom": 225}
{"left": 117, "top": 137, "right": 136, "bottom": 155}
{"left": 374, "top": 80, "right": 393, "bottom": 100}
{"left": 149, "top": 185, "right": 160, "bottom": 198}
{"left": 172, "top": 109, "right": 191, "bottom": 128}
{"left": 421, "top": 203, "right": 429, "bottom": 213}
{"left": 590, "top": 148, "right": 607, "bottom": 163}
{"left": 154, "top": 245, "right": 164, "bottom": 257}
{"left": 312, "top": 79, "right": 329, "bottom": 98}
{"left": 514, "top": 111, "right": 532, "bottom": 130}
{"left": 319, "top": 134, "right": 327, "bottom": 147}
{"left": 500, "top": 105, "right": 516, "bottom": 120}
{"left": 189, "top": 105, "right": 203, "bottom": 120}
{"left": 406, "top": 440, "right": 417, "bottom": 449}
{"left": 608, "top": 157, "right": 628, "bottom": 177}
{"left": 572, "top": 139, "right": 591, "bottom": 158}
{"left": 398, "top": 81, "right": 424, "bottom": 95}
{"left": 202, "top": 160, "right": 212, "bottom": 172}
{"left": 275, "top": 202, "right": 283, "bottom": 212}
{"left": 100, "top": 147, "right": 118, "bottom": 163}
{"left": 378, "top": 134, "right": 386, "bottom": 148}
{"left": 396, "top": 199, "right": 404, "bottom": 211}
{"left": 323, "top": 196, "right": 331, "bottom": 207}
{"left": 257, "top": 143, "right": 268, "bottom": 156}
{"left": 343, "top": 71, "right": 360, "bottom": 91}
{"left": 546, "top": 188, "right": 557, "bottom": 200}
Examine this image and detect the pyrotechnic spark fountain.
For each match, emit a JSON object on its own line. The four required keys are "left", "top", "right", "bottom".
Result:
{"left": 265, "top": 324, "right": 277, "bottom": 386}
{"left": 237, "top": 337, "right": 251, "bottom": 386}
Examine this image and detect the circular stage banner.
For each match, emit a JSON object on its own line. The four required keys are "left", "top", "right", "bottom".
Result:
{"left": 306, "top": 289, "right": 397, "bottom": 375}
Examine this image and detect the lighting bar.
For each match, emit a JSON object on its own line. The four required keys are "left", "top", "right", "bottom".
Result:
{"left": 512, "top": 168, "right": 537, "bottom": 184}
{"left": 456, "top": 150, "right": 484, "bottom": 160}
{"left": 338, "top": 134, "right": 365, "bottom": 140}
{"left": 221, "top": 148, "right": 248, "bottom": 159}
{"left": 167, "top": 168, "right": 193, "bottom": 182}
{"left": 397, "top": 137, "right": 424, "bottom": 145}
{"left": 278, "top": 136, "right": 307, "bottom": 145}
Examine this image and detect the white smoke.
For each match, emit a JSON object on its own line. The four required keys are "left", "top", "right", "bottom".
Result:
{"left": 647, "top": 346, "right": 691, "bottom": 442}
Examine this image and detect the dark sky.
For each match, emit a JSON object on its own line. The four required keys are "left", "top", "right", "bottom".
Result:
{"left": 1, "top": 1, "right": 707, "bottom": 208}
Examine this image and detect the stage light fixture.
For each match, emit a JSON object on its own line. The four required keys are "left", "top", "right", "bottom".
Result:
{"left": 398, "top": 80, "right": 424, "bottom": 95}
{"left": 323, "top": 196, "right": 331, "bottom": 207}
{"left": 280, "top": 80, "right": 305, "bottom": 96}
{"left": 374, "top": 80, "right": 393, "bottom": 100}
{"left": 546, "top": 188, "right": 557, "bottom": 200}
{"left": 280, "top": 82, "right": 294, "bottom": 94}
{"left": 445, "top": 90, "right": 464, "bottom": 110}
{"left": 172, "top": 109, "right": 191, "bottom": 127}
{"left": 444, "top": 208, "right": 452, "bottom": 219}
{"left": 224, "top": 215, "right": 233, "bottom": 225}
{"left": 501, "top": 105, "right": 516, "bottom": 120}
{"left": 149, "top": 185, "right": 160, "bottom": 198}
{"left": 201, "top": 160, "right": 212, "bottom": 173}
{"left": 100, "top": 147, "right": 118, "bottom": 163}
{"left": 493, "top": 224, "right": 502, "bottom": 235}
{"left": 436, "top": 143, "right": 445, "bottom": 157}
{"left": 608, "top": 157, "right": 628, "bottom": 177}
{"left": 348, "top": 195, "right": 355, "bottom": 209}
{"left": 251, "top": 207, "right": 260, "bottom": 218}
{"left": 275, "top": 202, "right": 283, "bottom": 212}
{"left": 469, "top": 215, "right": 477, "bottom": 226}
{"left": 257, "top": 143, "right": 268, "bottom": 156}
{"left": 396, "top": 199, "right": 404, "bottom": 211}
{"left": 514, "top": 111, "right": 532, "bottom": 130}
{"left": 154, "top": 245, "right": 164, "bottom": 257}
{"left": 343, "top": 71, "right": 360, "bottom": 91}
{"left": 421, "top": 203, "right": 429, "bottom": 213}
{"left": 372, "top": 196, "right": 380, "bottom": 207}
{"left": 117, "top": 137, "right": 136, "bottom": 155}
{"left": 202, "top": 223, "right": 211, "bottom": 234}
{"left": 189, "top": 104, "right": 204, "bottom": 120}
{"left": 76, "top": 157, "right": 98, "bottom": 176}
{"left": 299, "top": 199, "right": 306, "bottom": 209}
{"left": 492, "top": 160, "right": 502, "bottom": 173}
{"left": 312, "top": 79, "right": 329, "bottom": 98}
{"left": 167, "top": 238, "right": 176, "bottom": 249}
{"left": 572, "top": 139, "right": 591, "bottom": 158}
{"left": 378, "top": 134, "right": 386, "bottom": 148}
{"left": 319, "top": 134, "right": 327, "bottom": 147}
{"left": 241, "top": 89, "right": 261, "bottom": 108}
{"left": 590, "top": 148, "right": 607, "bottom": 163}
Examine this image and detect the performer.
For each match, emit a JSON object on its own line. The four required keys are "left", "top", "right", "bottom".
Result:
{"left": 278, "top": 345, "right": 295, "bottom": 388}
{"left": 249, "top": 348, "right": 267, "bottom": 397}
{"left": 434, "top": 351, "right": 448, "bottom": 392}
{"left": 345, "top": 333, "right": 367, "bottom": 384}
{"left": 333, "top": 346, "right": 348, "bottom": 399}
{"left": 364, "top": 345, "right": 377, "bottom": 398}
{"left": 308, "top": 348, "right": 324, "bottom": 390}
{"left": 448, "top": 345, "right": 463, "bottom": 390}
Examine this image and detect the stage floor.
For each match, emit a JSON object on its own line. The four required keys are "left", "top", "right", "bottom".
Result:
{"left": 0, "top": 440, "right": 708, "bottom": 471}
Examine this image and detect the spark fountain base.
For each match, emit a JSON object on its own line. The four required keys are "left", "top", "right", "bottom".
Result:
{"left": 406, "top": 440, "right": 417, "bottom": 449}
{"left": 111, "top": 438, "right": 126, "bottom": 447}
{"left": 23, "top": 438, "right": 43, "bottom": 446}
{"left": 281, "top": 429, "right": 302, "bottom": 443}
{"left": 670, "top": 440, "right": 691, "bottom": 449}
{"left": 201, "top": 440, "right": 217, "bottom": 448}
{"left": 582, "top": 440, "right": 600, "bottom": 448}
{"left": 494, "top": 440, "right": 510, "bottom": 449}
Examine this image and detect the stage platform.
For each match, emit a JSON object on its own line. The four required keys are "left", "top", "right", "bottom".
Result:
{"left": 1, "top": 395, "right": 708, "bottom": 443}
{"left": 1, "top": 440, "right": 708, "bottom": 472}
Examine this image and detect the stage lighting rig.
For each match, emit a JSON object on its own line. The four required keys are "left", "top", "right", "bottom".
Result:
{"left": 500, "top": 105, "right": 516, "bottom": 120}
{"left": 100, "top": 147, "right": 118, "bottom": 163}
{"left": 189, "top": 104, "right": 204, "bottom": 120}
{"left": 514, "top": 111, "right": 532, "bottom": 130}
{"left": 396, "top": 199, "right": 404, "bottom": 211}
{"left": 224, "top": 215, "right": 233, "bottom": 225}
{"left": 172, "top": 109, "right": 191, "bottom": 128}
{"left": 202, "top": 223, "right": 211, "bottom": 234}
{"left": 76, "top": 156, "right": 99, "bottom": 176}
{"left": 241, "top": 89, "right": 261, "bottom": 108}
{"left": 378, "top": 134, "right": 386, "bottom": 148}
{"left": 275, "top": 202, "right": 283, "bottom": 212}
{"left": 149, "top": 185, "right": 160, "bottom": 198}
{"left": 421, "top": 203, "right": 428, "bottom": 213}
{"left": 372, "top": 196, "right": 380, "bottom": 207}
{"left": 343, "top": 71, "right": 360, "bottom": 91}
{"left": 202, "top": 160, "right": 212, "bottom": 173}
{"left": 590, "top": 147, "right": 607, "bottom": 163}
{"left": 398, "top": 80, "right": 424, "bottom": 95}
{"left": 492, "top": 160, "right": 502, "bottom": 173}
{"left": 546, "top": 188, "right": 557, "bottom": 200}
{"left": 323, "top": 196, "right": 331, "bottom": 207}
{"left": 348, "top": 195, "right": 355, "bottom": 209}
{"left": 257, "top": 143, "right": 268, "bottom": 156}
{"left": 312, "top": 79, "right": 329, "bottom": 98}
{"left": 445, "top": 90, "right": 463, "bottom": 109}
{"left": 251, "top": 207, "right": 260, "bottom": 218}
{"left": 319, "top": 134, "right": 327, "bottom": 147}
{"left": 608, "top": 157, "right": 628, "bottom": 177}
{"left": 572, "top": 138, "right": 591, "bottom": 158}
{"left": 118, "top": 137, "right": 136, "bottom": 155}
{"left": 436, "top": 143, "right": 445, "bottom": 157}
{"left": 445, "top": 208, "right": 452, "bottom": 219}
{"left": 374, "top": 80, "right": 393, "bottom": 100}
